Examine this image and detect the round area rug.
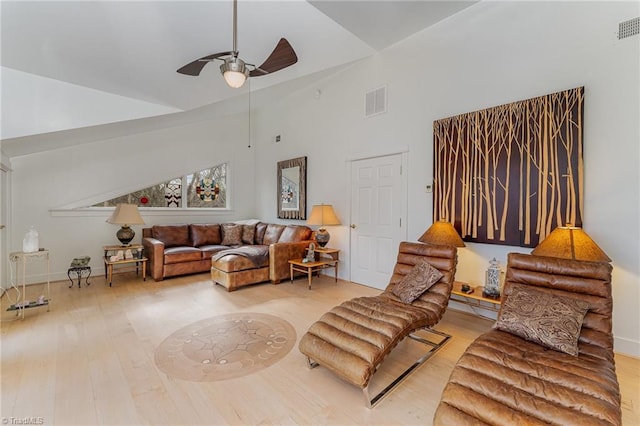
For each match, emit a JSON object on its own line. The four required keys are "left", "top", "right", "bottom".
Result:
{"left": 154, "top": 312, "right": 296, "bottom": 382}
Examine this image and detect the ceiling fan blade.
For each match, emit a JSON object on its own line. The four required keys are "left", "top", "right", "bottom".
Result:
{"left": 177, "top": 51, "right": 234, "bottom": 76}
{"left": 249, "top": 38, "right": 297, "bottom": 77}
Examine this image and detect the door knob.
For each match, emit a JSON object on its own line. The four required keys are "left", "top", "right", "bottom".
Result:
{"left": 350, "top": 224, "right": 357, "bottom": 229}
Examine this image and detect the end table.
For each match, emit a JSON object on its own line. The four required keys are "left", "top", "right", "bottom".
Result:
{"left": 289, "top": 248, "right": 340, "bottom": 290}
{"left": 103, "top": 244, "right": 147, "bottom": 287}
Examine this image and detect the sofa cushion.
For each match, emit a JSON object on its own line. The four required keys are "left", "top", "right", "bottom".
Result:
{"left": 242, "top": 224, "right": 256, "bottom": 244}
{"left": 152, "top": 225, "right": 191, "bottom": 248}
{"left": 164, "top": 247, "right": 202, "bottom": 264}
{"left": 494, "top": 283, "right": 591, "bottom": 356}
{"left": 263, "top": 224, "right": 285, "bottom": 245}
{"left": 221, "top": 223, "right": 243, "bottom": 246}
{"left": 190, "top": 224, "right": 221, "bottom": 247}
{"left": 254, "top": 223, "right": 267, "bottom": 245}
{"left": 392, "top": 260, "right": 443, "bottom": 303}
{"left": 278, "top": 225, "right": 312, "bottom": 243}
{"left": 199, "top": 245, "right": 230, "bottom": 259}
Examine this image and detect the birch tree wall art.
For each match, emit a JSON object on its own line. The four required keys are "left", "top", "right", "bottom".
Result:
{"left": 433, "top": 87, "right": 584, "bottom": 247}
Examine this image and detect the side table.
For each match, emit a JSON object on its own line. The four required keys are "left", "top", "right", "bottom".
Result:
{"left": 289, "top": 258, "right": 338, "bottom": 290}
{"left": 449, "top": 281, "right": 501, "bottom": 320}
{"left": 312, "top": 247, "right": 340, "bottom": 262}
{"left": 103, "top": 244, "right": 143, "bottom": 258}
{"left": 7, "top": 250, "right": 51, "bottom": 319}
{"left": 68, "top": 266, "right": 91, "bottom": 288}
{"left": 103, "top": 244, "right": 147, "bottom": 287}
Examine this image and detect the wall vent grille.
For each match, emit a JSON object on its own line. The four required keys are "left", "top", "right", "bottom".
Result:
{"left": 365, "top": 85, "right": 387, "bottom": 118}
{"left": 618, "top": 17, "right": 639, "bottom": 40}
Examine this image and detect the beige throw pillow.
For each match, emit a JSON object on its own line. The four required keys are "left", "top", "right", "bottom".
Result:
{"left": 494, "top": 284, "right": 590, "bottom": 356}
{"left": 392, "top": 260, "right": 443, "bottom": 304}
{"left": 221, "top": 224, "right": 243, "bottom": 246}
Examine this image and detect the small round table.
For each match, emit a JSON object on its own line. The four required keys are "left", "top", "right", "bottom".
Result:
{"left": 68, "top": 266, "right": 91, "bottom": 288}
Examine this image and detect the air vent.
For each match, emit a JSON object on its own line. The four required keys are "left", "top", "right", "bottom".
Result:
{"left": 365, "top": 85, "right": 387, "bottom": 118}
{"left": 618, "top": 17, "right": 639, "bottom": 40}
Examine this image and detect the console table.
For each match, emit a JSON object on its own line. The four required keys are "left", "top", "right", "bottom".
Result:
{"left": 7, "top": 250, "right": 51, "bottom": 319}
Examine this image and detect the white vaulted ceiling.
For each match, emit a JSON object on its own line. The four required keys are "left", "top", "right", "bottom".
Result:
{"left": 0, "top": 0, "right": 477, "bottom": 155}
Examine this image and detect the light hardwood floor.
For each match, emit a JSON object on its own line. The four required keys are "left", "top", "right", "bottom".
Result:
{"left": 1, "top": 272, "right": 639, "bottom": 425}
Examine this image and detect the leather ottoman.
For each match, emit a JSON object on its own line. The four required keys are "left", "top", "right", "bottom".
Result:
{"left": 211, "top": 246, "right": 270, "bottom": 292}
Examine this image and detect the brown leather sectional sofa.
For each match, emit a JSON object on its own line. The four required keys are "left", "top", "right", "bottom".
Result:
{"left": 434, "top": 253, "right": 621, "bottom": 425}
{"left": 142, "top": 222, "right": 313, "bottom": 290}
{"left": 211, "top": 223, "right": 314, "bottom": 291}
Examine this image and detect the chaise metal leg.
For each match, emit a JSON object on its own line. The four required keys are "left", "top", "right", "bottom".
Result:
{"left": 306, "top": 356, "right": 319, "bottom": 369}
{"left": 361, "top": 327, "right": 452, "bottom": 408}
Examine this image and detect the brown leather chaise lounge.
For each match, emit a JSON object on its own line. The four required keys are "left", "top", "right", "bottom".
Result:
{"left": 434, "top": 253, "right": 621, "bottom": 425}
{"left": 298, "top": 241, "right": 458, "bottom": 407}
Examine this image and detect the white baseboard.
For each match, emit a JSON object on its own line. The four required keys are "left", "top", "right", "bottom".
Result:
{"left": 614, "top": 336, "right": 640, "bottom": 358}
{"left": 8, "top": 268, "right": 108, "bottom": 287}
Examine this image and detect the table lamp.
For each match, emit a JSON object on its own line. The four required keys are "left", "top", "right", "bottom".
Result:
{"left": 531, "top": 225, "right": 611, "bottom": 262}
{"left": 307, "top": 204, "right": 341, "bottom": 247}
{"left": 418, "top": 219, "right": 466, "bottom": 247}
{"left": 107, "top": 204, "right": 145, "bottom": 246}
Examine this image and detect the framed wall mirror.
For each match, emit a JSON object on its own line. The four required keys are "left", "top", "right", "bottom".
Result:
{"left": 277, "top": 156, "right": 307, "bottom": 219}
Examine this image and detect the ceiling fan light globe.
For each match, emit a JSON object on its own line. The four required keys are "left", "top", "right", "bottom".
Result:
{"left": 223, "top": 70, "right": 247, "bottom": 88}
{"left": 220, "top": 59, "right": 249, "bottom": 88}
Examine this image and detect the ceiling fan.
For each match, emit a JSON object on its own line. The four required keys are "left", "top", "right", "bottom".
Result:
{"left": 177, "top": 0, "right": 298, "bottom": 89}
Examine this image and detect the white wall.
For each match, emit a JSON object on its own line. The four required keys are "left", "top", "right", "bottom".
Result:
{"left": 9, "top": 111, "right": 256, "bottom": 283}
{"left": 251, "top": 1, "right": 640, "bottom": 356}
{"left": 1, "top": 67, "right": 181, "bottom": 140}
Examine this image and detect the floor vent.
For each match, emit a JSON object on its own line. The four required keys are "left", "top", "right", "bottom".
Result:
{"left": 365, "top": 85, "right": 387, "bottom": 118}
{"left": 618, "top": 17, "right": 639, "bottom": 40}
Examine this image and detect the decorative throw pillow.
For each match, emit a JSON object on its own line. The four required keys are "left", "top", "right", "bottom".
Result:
{"left": 242, "top": 224, "right": 256, "bottom": 245}
{"left": 392, "top": 260, "right": 443, "bottom": 304}
{"left": 494, "top": 284, "right": 591, "bottom": 356}
{"left": 152, "top": 225, "right": 190, "bottom": 248}
{"left": 190, "top": 224, "right": 221, "bottom": 247}
{"left": 221, "top": 224, "right": 243, "bottom": 246}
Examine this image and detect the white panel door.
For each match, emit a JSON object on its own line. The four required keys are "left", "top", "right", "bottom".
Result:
{"left": 350, "top": 154, "right": 405, "bottom": 289}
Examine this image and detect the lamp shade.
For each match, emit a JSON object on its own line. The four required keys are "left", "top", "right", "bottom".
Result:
{"left": 531, "top": 225, "right": 611, "bottom": 262}
{"left": 418, "top": 220, "right": 465, "bottom": 247}
{"left": 307, "top": 204, "right": 341, "bottom": 227}
{"left": 107, "top": 204, "right": 145, "bottom": 226}
{"left": 307, "top": 204, "right": 340, "bottom": 248}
